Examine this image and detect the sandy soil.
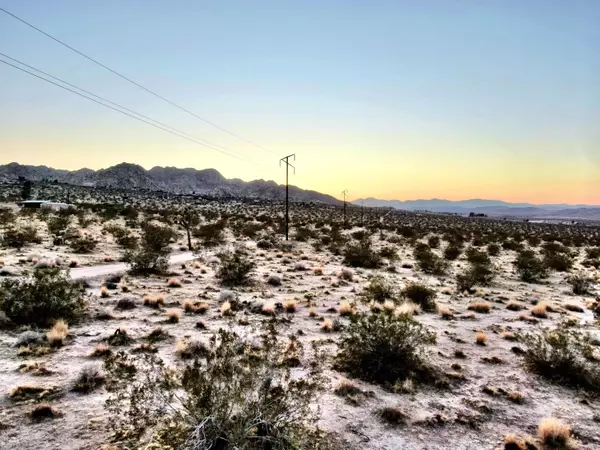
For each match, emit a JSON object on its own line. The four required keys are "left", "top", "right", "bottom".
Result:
{"left": 1, "top": 203, "right": 599, "bottom": 450}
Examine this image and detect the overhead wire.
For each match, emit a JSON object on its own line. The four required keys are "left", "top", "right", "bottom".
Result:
{"left": 0, "top": 52, "right": 252, "bottom": 160}
{"left": 0, "top": 6, "right": 279, "bottom": 156}
{"left": 0, "top": 57, "right": 256, "bottom": 164}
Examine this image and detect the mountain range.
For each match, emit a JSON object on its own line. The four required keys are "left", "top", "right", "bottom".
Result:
{"left": 0, "top": 162, "right": 340, "bottom": 204}
{"left": 353, "top": 198, "right": 600, "bottom": 220}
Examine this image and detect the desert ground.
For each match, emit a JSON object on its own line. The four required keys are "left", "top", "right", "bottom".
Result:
{"left": 0, "top": 182, "right": 599, "bottom": 450}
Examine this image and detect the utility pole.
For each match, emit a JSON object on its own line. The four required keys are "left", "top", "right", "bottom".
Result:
{"left": 360, "top": 200, "right": 364, "bottom": 226}
{"left": 341, "top": 189, "right": 348, "bottom": 227}
{"left": 279, "top": 154, "right": 296, "bottom": 240}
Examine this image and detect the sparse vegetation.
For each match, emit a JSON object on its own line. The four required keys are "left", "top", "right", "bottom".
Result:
{"left": 0, "top": 268, "right": 84, "bottom": 326}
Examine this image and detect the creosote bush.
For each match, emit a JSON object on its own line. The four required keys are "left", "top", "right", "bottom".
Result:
{"left": 104, "top": 324, "right": 334, "bottom": 449}
{"left": 515, "top": 250, "right": 548, "bottom": 283}
{"left": 401, "top": 283, "right": 436, "bottom": 312}
{"left": 342, "top": 238, "right": 382, "bottom": 269}
{"left": 523, "top": 327, "right": 600, "bottom": 393}
{"left": 216, "top": 247, "right": 255, "bottom": 286}
{"left": 335, "top": 313, "right": 442, "bottom": 388}
{"left": 125, "top": 223, "right": 177, "bottom": 275}
{"left": 0, "top": 268, "right": 84, "bottom": 326}
{"left": 413, "top": 245, "right": 449, "bottom": 275}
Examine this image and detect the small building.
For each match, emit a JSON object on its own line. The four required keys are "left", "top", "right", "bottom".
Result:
{"left": 18, "top": 200, "right": 74, "bottom": 211}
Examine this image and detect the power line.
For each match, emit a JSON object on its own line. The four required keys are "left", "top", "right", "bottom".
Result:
{"left": 0, "top": 52, "right": 251, "bottom": 161}
{"left": 0, "top": 6, "right": 279, "bottom": 156}
{"left": 0, "top": 57, "right": 255, "bottom": 163}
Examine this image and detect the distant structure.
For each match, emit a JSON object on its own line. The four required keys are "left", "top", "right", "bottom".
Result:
{"left": 18, "top": 200, "right": 73, "bottom": 211}
{"left": 469, "top": 212, "right": 487, "bottom": 218}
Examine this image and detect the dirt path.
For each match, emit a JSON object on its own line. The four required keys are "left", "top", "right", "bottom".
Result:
{"left": 69, "top": 252, "right": 196, "bottom": 280}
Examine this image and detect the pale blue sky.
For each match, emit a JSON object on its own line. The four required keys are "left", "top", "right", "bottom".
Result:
{"left": 0, "top": 1, "right": 598, "bottom": 202}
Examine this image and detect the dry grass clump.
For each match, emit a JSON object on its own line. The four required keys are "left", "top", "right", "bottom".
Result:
{"left": 394, "top": 302, "right": 421, "bottom": 317}
{"left": 531, "top": 301, "right": 549, "bottom": 318}
{"left": 167, "top": 277, "right": 182, "bottom": 288}
{"left": 339, "top": 268, "right": 354, "bottom": 281}
{"left": 115, "top": 297, "right": 136, "bottom": 310}
{"left": 220, "top": 301, "right": 233, "bottom": 316}
{"left": 308, "top": 307, "right": 317, "bottom": 317}
{"left": 262, "top": 302, "right": 276, "bottom": 315}
{"left": 321, "top": 318, "right": 336, "bottom": 332}
{"left": 89, "top": 344, "right": 111, "bottom": 358}
{"left": 195, "top": 301, "right": 209, "bottom": 314}
{"left": 383, "top": 300, "right": 396, "bottom": 313}
{"left": 30, "top": 403, "right": 61, "bottom": 421}
{"left": 183, "top": 299, "right": 196, "bottom": 313}
{"left": 166, "top": 309, "right": 181, "bottom": 323}
{"left": 475, "top": 331, "right": 488, "bottom": 346}
{"left": 370, "top": 301, "right": 383, "bottom": 313}
{"left": 377, "top": 405, "right": 408, "bottom": 426}
{"left": 175, "top": 338, "right": 210, "bottom": 359}
{"left": 565, "top": 303, "right": 584, "bottom": 313}
{"left": 338, "top": 301, "right": 354, "bottom": 316}
{"left": 507, "top": 301, "right": 525, "bottom": 311}
{"left": 502, "top": 331, "right": 518, "bottom": 341}
{"left": 46, "top": 320, "right": 68, "bottom": 347}
{"left": 437, "top": 304, "right": 454, "bottom": 319}
{"left": 17, "top": 361, "right": 53, "bottom": 376}
{"left": 503, "top": 433, "right": 528, "bottom": 450}
{"left": 72, "top": 365, "right": 105, "bottom": 393}
{"left": 313, "top": 267, "right": 323, "bottom": 275}
{"left": 467, "top": 301, "right": 491, "bottom": 313}
{"left": 283, "top": 299, "right": 297, "bottom": 313}
{"left": 507, "top": 391, "right": 524, "bottom": 404}
{"left": 143, "top": 295, "right": 164, "bottom": 309}
{"left": 537, "top": 417, "right": 572, "bottom": 447}
{"left": 100, "top": 286, "right": 110, "bottom": 298}
{"left": 267, "top": 274, "right": 282, "bottom": 286}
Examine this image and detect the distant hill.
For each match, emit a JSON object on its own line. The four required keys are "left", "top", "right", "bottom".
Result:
{"left": 0, "top": 162, "right": 341, "bottom": 205}
{"left": 353, "top": 197, "right": 600, "bottom": 220}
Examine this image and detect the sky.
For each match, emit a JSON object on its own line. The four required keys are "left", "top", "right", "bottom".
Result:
{"left": 0, "top": 1, "right": 598, "bottom": 204}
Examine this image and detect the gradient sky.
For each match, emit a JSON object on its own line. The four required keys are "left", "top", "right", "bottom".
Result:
{"left": 1, "top": 1, "right": 598, "bottom": 204}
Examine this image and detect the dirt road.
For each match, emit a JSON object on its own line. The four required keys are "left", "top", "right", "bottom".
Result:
{"left": 69, "top": 252, "right": 196, "bottom": 280}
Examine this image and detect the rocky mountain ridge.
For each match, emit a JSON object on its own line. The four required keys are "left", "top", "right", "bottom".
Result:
{"left": 0, "top": 162, "right": 341, "bottom": 204}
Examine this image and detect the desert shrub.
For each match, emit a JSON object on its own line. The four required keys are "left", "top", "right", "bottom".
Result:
{"left": 379, "top": 245, "right": 398, "bottom": 260}
{"left": 413, "top": 246, "right": 448, "bottom": 275}
{"left": 342, "top": 238, "right": 382, "bottom": 268}
{"left": 217, "top": 248, "right": 255, "bottom": 286}
{"left": 527, "top": 236, "right": 541, "bottom": 247}
{"left": 193, "top": 219, "right": 227, "bottom": 247}
{"left": 456, "top": 262, "right": 495, "bottom": 291}
{"left": 73, "top": 364, "right": 105, "bottom": 393}
{"left": 126, "top": 223, "right": 176, "bottom": 275}
{"left": 116, "top": 231, "right": 139, "bottom": 250}
{"left": 466, "top": 247, "right": 491, "bottom": 265}
{"left": 360, "top": 275, "right": 396, "bottom": 303}
{"left": 2, "top": 226, "right": 41, "bottom": 248}
{"left": 568, "top": 272, "right": 592, "bottom": 295}
{"left": 401, "top": 283, "right": 436, "bottom": 312}
{"left": 427, "top": 235, "right": 440, "bottom": 249}
{"left": 523, "top": 327, "right": 600, "bottom": 392}
{"left": 126, "top": 250, "right": 169, "bottom": 275}
{"left": 502, "top": 240, "right": 524, "bottom": 252}
{"left": 70, "top": 235, "right": 97, "bottom": 254}
{"left": 487, "top": 243, "right": 501, "bottom": 256}
{"left": 585, "top": 247, "right": 600, "bottom": 259}
{"left": 103, "top": 325, "right": 332, "bottom": 449}
{"left": 335, "top": 313, "right": 440, "bottom": 388}
{"left": 543, "top": 252, "right": 573, "bottom": 272}
{"left": 0, "top": 268, "right": 84, "bottom": 326}
{"left": 443, "top": 245, "right": 461, "bottom": 260}
{"left": 47, "top": 215, "right": 70, "bottom": 236}
{"left": 515, "top": 250, "right": 548, "bottom": 282}
{"left": 140, "top": 222, "right": 177, "bottom": 252}
{"left": 294, "top": 226, "right": 314, "bottom": 242}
